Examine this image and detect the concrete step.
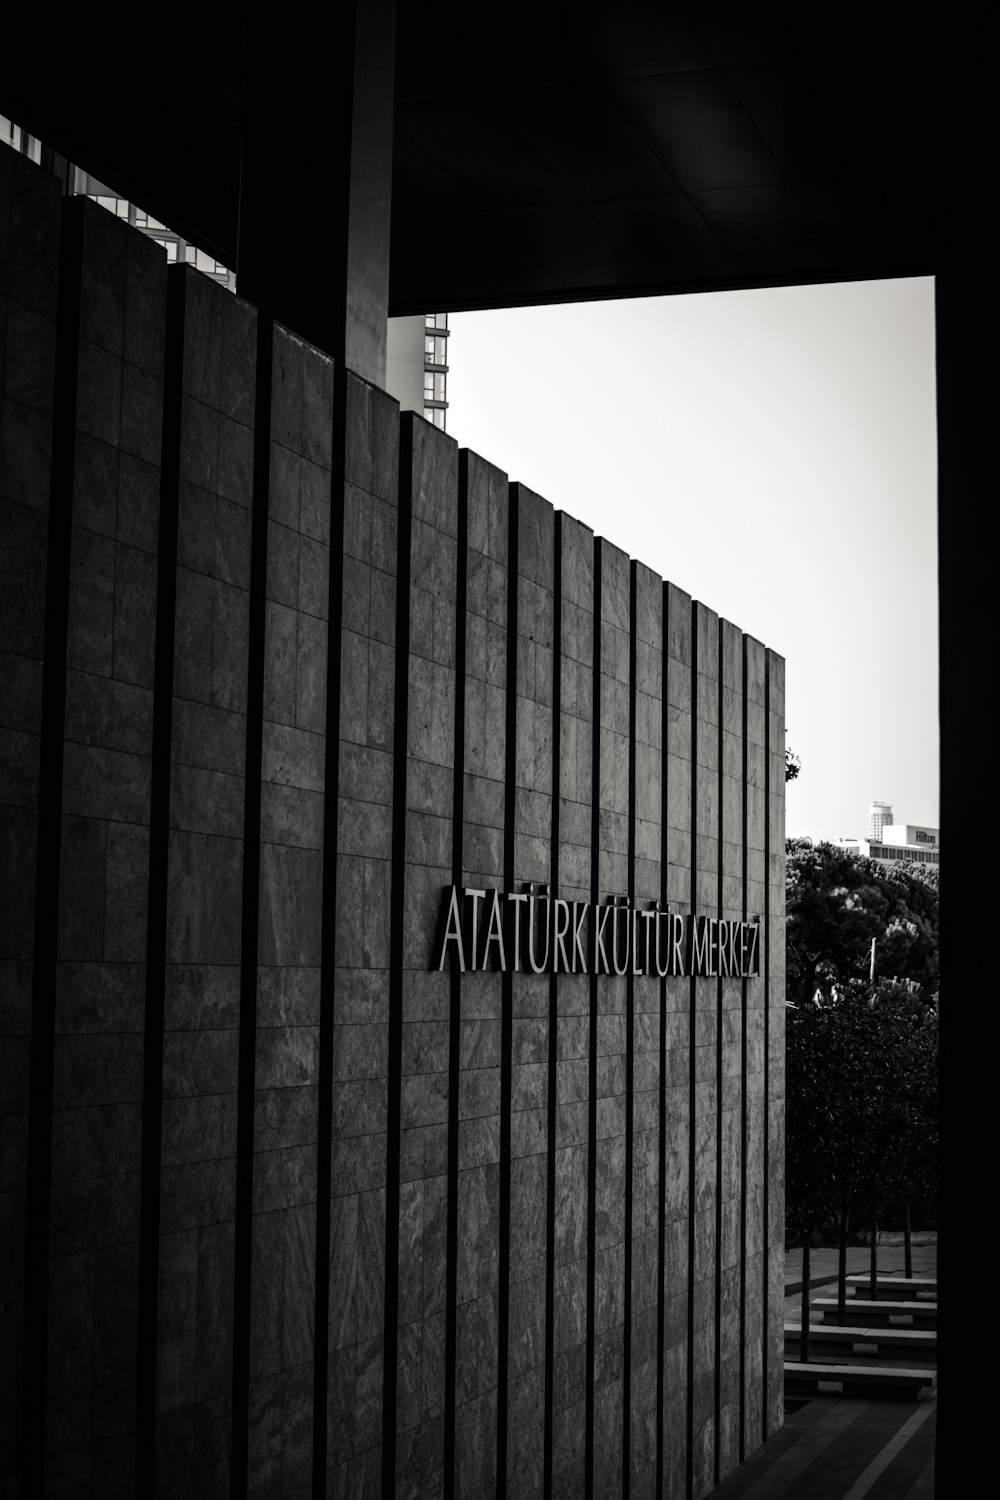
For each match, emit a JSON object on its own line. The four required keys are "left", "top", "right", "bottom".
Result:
{"left": 812, "top": 1297, "right": 937, "bottom": 1327}
{"left": 784, "top": 1361, "right": 936, "bottom": 1399}
{"left": 785, "top": 1322, "right": 937, "bottom": 1354}
{"left": 845, "top": 1273, "right": 937, "bottom": 1300}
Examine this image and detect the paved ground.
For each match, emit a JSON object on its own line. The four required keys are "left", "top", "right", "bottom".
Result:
{"left": 706, "top": 1238, "right": 937, "bottom": 1499}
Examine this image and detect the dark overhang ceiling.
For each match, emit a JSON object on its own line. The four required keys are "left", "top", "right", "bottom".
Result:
{"left": 1, "top": 14, "right": 245, "bottom": 270}
{"left": 390, "top": 0, "right": 936, "bottom": 312}
{"left": 3, "top": 2, "right": 938, "bottom": 317}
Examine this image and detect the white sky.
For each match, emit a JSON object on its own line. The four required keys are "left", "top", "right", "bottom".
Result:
{"left": 446, "top": 277, "right": 938, "bottom": 845}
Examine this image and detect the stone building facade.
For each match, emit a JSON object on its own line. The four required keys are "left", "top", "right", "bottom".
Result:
{"left": 1, "top": 149, "right": 785, "bottom": 1498}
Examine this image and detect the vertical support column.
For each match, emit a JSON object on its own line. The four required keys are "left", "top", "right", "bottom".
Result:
{"left": 691, "top": 602, "right": 720, "bottom": 1498}
{"left": 155, "top": 268, "right": 256, "bottom": 1500}
{"left": 453, "top": 450, "right": 508, "bottom": 1497}
{"left": 765, "top": 650, "right": 786, "bottom": 1439}
{"left": 592, "top": 539, "right": 629, "bottom": 1500}
{"left": 718, "top": 619, "right": 745, "bottom": 1481}
{"left": 742, "top": 637, "right": 767, "bottom": 1445}
{"left": 237, "top": 0, "right": 395, "bottom": 384}
{"left": 328, "top": 377, "right": 399, "bottom": 1493}
{"left": 662, "top": 581, "right": 692, "bottom": 1500}
{"left": 393, "top": 416, "right": 460, "bottom": 1496}
{"left": 629, "top": 563, "right": 664, "bottom": 1494}
{"left": 551, "top": 514, "right": 594, "bottom": 1496}
{"left": 1, "top": 146, "right": 61, "bottom": 1499}
{"left": 505, "top": 483, "right": 555, "bottom": 1497}
{"left": 936, "top": 257, "right": 988, "bottom": 1485}
{"left": 343, "top": 0, "right": 396, "bottom": 385}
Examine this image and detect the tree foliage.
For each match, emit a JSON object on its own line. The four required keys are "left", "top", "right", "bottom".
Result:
{"left": 784, "top": 839, "right": 939, "bottom": 1245}
{"left": 785, "top": 988, "right": 938, "bottom": 1242}
{"left": 785, "top": 838, "right": 939, "bottom": 1009}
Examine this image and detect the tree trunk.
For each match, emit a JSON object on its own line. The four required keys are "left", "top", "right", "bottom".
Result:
{"left": 869, "top": 1217, "right": 878, "bottom": 1300}
{"left": 904, "top": 1202, "right": 912, "bottom": 1278}
{"left": 799, "top": 960, "right": 819, "bottom": 1007}
{"left": 799, "top": 1235, "right": 811, "bottom": 1363}
{"left": 837, "top": 1201, "right": 848, "bottom": 1325}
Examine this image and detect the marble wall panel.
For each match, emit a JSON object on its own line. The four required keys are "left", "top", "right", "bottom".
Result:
{"left": 0, "top": 144, "right": 61, "bottom": 1494}
{"left": 394, "top": 416, "right": 458, "bottom": 1500}
{"left": 661, "top": 583, "right": 692, "bottom": 1494}
{"left": 550, "top": 512, "right": 594, "bottom": 1497}
{"left": 246, "top": 326, "right": 333, "bottom": 1495}
{"left": 328, "top": 374, "right": 398, "bottom": 1497}
{"left": 157, "top": 268, "right": 256, "bottom": 1500}
{"left": 629, "top": 563, "right": 662, "bottom": 1496}
{"left": 764, "top": 650, "right": 785, "bottom": 1442}
{"left": 505, "top": 484, "right": 555, "bottom": 1500}
{"left": 40, "top": 200, "right": 164, "bottom": 1493}
{"left": 717, "top": 618, "right": 744, "bottom": 1484}
{"left": 742, "top": 635, "right": 767, "bottom": 1449}
{"left": 455, "top": 449, "right": 507, "bottom": 1498}
{"left": 592, "top": 538, "right": 629, "bottom": 1498}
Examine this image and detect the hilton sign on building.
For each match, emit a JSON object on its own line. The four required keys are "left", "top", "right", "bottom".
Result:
{"left": 0, "top": 10, "right": 800, "bottom": 1497}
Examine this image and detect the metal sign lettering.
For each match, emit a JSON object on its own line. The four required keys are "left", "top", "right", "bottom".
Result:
{"left": 432, "top": 884, "right": 761, "bottom": 978}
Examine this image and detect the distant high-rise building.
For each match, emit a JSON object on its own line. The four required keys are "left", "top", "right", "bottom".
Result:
{"left": 5, "top": 109, "right": 451, "bottom": 425}
{"left": 869, "top": 800, "right": 893, "bottom": 840}
{"left": 839, "top": 804, "right": 939, "bottom": 868}
{"left": 2, "top": 112, "right": 236, "bottom": 288}
{"left": 386, "top": 313, "right": 449, "bottom": 429}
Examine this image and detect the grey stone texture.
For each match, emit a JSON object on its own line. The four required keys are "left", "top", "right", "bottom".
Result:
{"left": 630, "top": 562, "right": 663, "bottom": 1499}
{"left": 1, "top": 148, "right": 785, "bottom": 1500}
{"left": 394, "top": 415, "right": 459, "bottom": 1500}
{"left": 0, "top": 145, "right": 62, "bottom": 1499}
{"left": 328, "top": 370, "right": 399, "bottom": 1500}
{"left": 245, "top": 324, "right": 334, "bottom": 1498}
{"left": 31, "top": 193, "right": 165, "bottom": 1496}
{"left": 158, "top": 264, "right": 257, "bottom": 1500}
{"left": 456, "top": 449, "right": 508, "bottom": 1498}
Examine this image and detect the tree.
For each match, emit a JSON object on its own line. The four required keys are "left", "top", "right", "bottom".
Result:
{"left": 784, "top": 841, "right": 938, "bottom": 1349}
{"left": 785, "top": 986, "right": 938, "bottom": 1345}
{"left": 785, "top": 747, "right": 801, "bottom": 782}
{"left": 785, "top": 839, "right": 938, "bottom": 1008}
{"left": 784, "top": 994, "right": 848, "bottom": 1357}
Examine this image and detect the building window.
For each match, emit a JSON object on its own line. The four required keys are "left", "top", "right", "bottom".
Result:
{"left": 134, "top": 209, "right": 167, "bottom": 232}
{"left": 95, "top": 195, "right": 130, "bottom": 219}
{"left": 1, "top": 115, "right": 41, "bottom": 163}
{"left": 3, "top": 110, "right": 231, "bottom": 289}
